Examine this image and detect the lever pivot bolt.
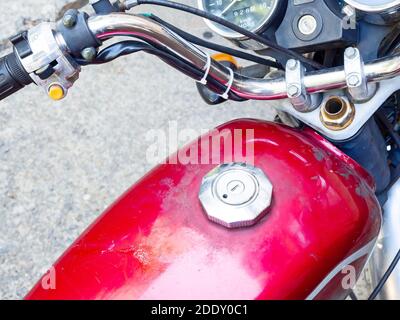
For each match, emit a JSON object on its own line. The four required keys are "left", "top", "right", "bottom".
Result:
{"left": 81, "top": 47, "right": 97, "bottom": 61}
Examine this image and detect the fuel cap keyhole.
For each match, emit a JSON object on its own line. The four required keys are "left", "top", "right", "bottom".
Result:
{"left": 214, "top": 169, "right": 258, "bottom": 206}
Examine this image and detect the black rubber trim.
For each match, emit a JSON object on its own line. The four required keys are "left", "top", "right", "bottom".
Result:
{"left": 7, "top": 50, "right": 32, "bottom": 85}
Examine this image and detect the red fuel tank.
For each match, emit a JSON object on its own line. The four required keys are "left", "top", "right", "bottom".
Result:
{"left": 26, "top": 119, "right": 381, "bottom": 300}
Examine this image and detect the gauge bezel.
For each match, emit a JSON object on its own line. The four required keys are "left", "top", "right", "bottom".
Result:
{"left": 198, "top": 0, "right": 280, "bottom": 40}
{"left": 343, "top": 0, "right": 400, "bottom": 13}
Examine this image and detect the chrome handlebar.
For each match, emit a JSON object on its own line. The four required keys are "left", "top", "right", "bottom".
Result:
{"left": 5, "top": 12, "right": 400, "bottom": 106}
{"left": 88, "top": 13, "right": 400, "bottom": 103}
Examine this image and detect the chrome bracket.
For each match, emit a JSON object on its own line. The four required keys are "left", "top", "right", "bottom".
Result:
{"left": 18, "top": 22, "right": 81, "bottom": 100}
{"left": 344, "top": 47, "right": 376, "bottom": 102}
{"left": 285, "top": 59, "right": 320, "bottom": 112}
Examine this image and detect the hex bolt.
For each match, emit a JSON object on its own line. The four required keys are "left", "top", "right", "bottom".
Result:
{"left": 288, "top": 85, "right": 300, "bottom": 97}
{"left": 347, "top": 74, "right": 361, "bottom": 87}
{"left": 62, "top": 12, "right": 77, "bottom": 28}
{"left": 287, "top": 59, "right": 298, "bottom": 70}
{"left": 81, "top": 47, "right": 97, "bottom": 61}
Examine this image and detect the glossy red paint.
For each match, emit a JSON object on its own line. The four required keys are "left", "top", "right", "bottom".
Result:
{"left": 26, "top": 119, "right": 381, "bottom": 300}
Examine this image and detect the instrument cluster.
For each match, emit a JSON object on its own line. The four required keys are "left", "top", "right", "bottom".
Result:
{"left": 198, "top": 0, "right": 282, "bottom": 39}
{"left": 199, "top": 0, "right": 400, "bottom": 52}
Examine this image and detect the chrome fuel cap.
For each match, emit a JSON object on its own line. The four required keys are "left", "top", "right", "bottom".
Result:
{"left": 199, "top": 163, "right": 273, "bottom": 229}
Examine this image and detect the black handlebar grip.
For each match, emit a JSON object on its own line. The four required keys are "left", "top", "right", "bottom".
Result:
{"left": 0, "top": 51, "right": 32, "bottom": 102}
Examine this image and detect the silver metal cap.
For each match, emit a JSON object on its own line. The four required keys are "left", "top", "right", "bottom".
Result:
{"left": 199, "top": 163, "right": 273, "bottom": 229}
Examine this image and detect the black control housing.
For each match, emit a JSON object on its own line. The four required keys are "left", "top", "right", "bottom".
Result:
{"left": 57, "top": 11, "right": 102, "bottom": 57}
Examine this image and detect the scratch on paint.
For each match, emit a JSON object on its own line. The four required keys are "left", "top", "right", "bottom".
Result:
{"left": 312, "top": 148, "right": 325, "bottom": 162}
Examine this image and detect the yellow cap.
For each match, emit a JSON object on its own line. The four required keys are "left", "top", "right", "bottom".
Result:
{"left": 48, "top": 84, "right": 65, "bottom": 101}
{"left": 211, "top": 53, "right": 238, "bottom": 68}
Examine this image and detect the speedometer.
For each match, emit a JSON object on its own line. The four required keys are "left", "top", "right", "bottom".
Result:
{"left": 199, "top": 0, "right": 280, "bottom": 39}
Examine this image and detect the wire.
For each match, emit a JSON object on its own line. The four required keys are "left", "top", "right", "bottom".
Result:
{"left": 368, "top": 249, "right": 400, "bottom": 300}
{"left": 127, "top": 0, "right": 323, "bottom": 70}
{"left": 147, "top": 14, "right": 283, "bottom": 70}
{"left": 76, "top": 40, "right": 147, "bottom": 65}
{"left": 376, "top": 110, "right": 400, "bottom": 148}
{"left": 90, "top": 36, "right": 246, "bottom": 101}
{"left": 348, "top": 290, "right": 358, "bottom": 300}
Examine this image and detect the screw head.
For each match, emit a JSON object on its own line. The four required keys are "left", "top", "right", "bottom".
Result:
{"left": 81, "top": 47, "right": 97, "bottom": 61}
{"left": 287, "top": 59, "right": 298, "bottom": 70}
{"left": 199, "top": 163, "right": 273, "bottom": 229}
{"left": 347, "top": 74, "right": 361, "bottom": 87}
{"left": 288, "top": 85, "right": 300, "bottom": 97}
{"left": 345, "top": 47, "right": 358, "bottom": 59}
{"left": 63, "top": 13, "right": 77, "bottom": 28}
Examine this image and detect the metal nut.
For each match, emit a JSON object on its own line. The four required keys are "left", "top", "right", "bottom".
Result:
{"left": 347, "top": 74, "right": 361, "bottom": 87}
{"left": 199, "top": 163, "right": 273, "bottom": 229}
{"left": 320, "top": 95, "right": 355, "bottom": 131}
{"left": 288, "top": 85, "right": 300, "bottom": 97}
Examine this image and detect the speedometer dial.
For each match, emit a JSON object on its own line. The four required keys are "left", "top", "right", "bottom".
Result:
{"left": 199, "top": 0, "right": 279, "bottom": 39}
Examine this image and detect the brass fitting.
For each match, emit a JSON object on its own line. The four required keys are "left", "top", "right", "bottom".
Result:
{"left": 320, "top": 95, "right": 355, "bottom": 131}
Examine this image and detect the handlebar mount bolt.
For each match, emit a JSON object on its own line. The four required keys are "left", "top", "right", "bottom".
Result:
{"left": 287, "top": 59, "right": 298, "bottom": 71}
{"left": 345, "top": 47, "right": 358, "bottom": 60}
{"left": 288, "top": 85, "right": 300, "bottom": 97}
{"left": 347, "top": 74, "right": 361, "bottom": 87}
{"left": 81, "top": 47, "right": 97, "bottom": 61}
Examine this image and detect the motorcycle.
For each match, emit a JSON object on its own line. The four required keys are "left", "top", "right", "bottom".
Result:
{"left": 1, "top": 0, "right": 400, "bottom": 300}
